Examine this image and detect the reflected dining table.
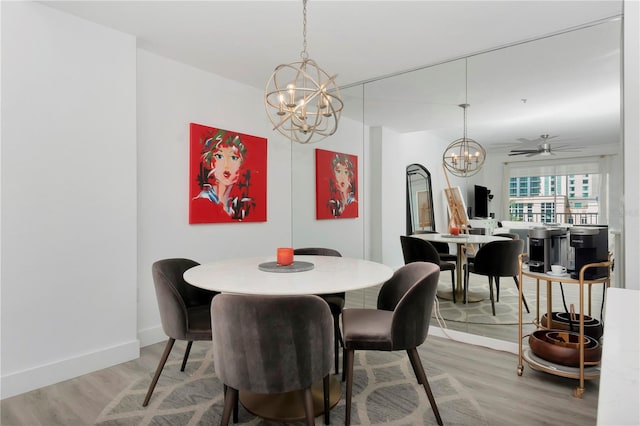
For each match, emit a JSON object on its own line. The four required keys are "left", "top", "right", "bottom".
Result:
{"left": 412, "top": 233, "right": 509, "bottom": 303}
{"left": 183, "top": 254, "right": 393, "bottom": 422}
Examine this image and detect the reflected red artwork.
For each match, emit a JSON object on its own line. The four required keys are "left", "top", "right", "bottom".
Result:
{"left": 315, "top": 148, "right": 358, "bottom": 219}
{"left": 189, "top": 123, "right": 267, "bottom": 223}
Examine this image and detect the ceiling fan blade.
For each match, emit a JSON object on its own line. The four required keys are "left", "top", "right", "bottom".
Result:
{"left": 509, "top": 149, "right": 540, "bottom": 153}
{"left": 509, "top": 151, "right": 535, "bottom": 156}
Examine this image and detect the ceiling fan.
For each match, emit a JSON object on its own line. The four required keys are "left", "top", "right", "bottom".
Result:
{"left": 508, "top": 134, "right": 580, "bottom": 157}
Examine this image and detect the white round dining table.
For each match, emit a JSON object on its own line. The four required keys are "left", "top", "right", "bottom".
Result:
{"left": 183, "top": 254, "right": 393, "bottom": 422}
{"left": 183, "top": 255, "right": 393, "bottom": 295}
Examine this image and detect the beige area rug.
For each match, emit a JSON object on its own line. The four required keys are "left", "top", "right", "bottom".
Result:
{"left": 95, "top": 343, "right": 487, "bottom": 426}
{"left": 433, "top": 274, "right": 607, "bottom": 326}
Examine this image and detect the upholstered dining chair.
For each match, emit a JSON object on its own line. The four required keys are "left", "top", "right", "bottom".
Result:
{"left": 400, "top": 235, "right": 456, "bottom": 302}
{"left": 211, "top": 294, "right": 334, "bottom": 426}
{"left": 294, "top": 247, "right": 344, "bottom": 375}
{"left": 411, "top": 231, "right": 457, "bottom": 263}
{"left": 492, "top": 232, "right": 528, "bottom": 307}
{"left": 341, "top": 262, "right": 443, "bottom": 426}
{"left": 467, "top": 232, "right": 525, "bottom": 304}
{"left": 464, "top": 239, "right": 529, "bottom": 316}
{"left": 143, "top": 258, "right": 219, "bottom": 407}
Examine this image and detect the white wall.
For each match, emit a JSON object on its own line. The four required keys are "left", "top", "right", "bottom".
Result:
{"left": 290, "top": 116, "right": 366, "bottom": 259}
{"left": 1, "top": 2, "right": 138, "bottom": 398}
{"left": 1, "top": 2, "right": 295, "bottom": 398}
{"left": 136, "top": 50, "right": 293, "bottom": 344}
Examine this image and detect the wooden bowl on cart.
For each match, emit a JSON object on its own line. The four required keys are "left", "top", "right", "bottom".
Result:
{"left": 540, "top": 312, "right": 603, "bottom": 340}
{"left": 529, "top": 330, "right": 602, "bottom": 367}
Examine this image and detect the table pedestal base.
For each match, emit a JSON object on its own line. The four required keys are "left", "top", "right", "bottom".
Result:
{"left": 437, "top": 289, "right": 485, "bottom": 303}
{"left": 239, "top": 375, "right": 341, "bottom": 422}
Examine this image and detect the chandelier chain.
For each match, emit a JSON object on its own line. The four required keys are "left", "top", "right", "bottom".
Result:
{"left": 301, "top": 0, "right": 309, "bottom": 60}
{"left": 463, "top": 58, "right": 468, "bottom": 141}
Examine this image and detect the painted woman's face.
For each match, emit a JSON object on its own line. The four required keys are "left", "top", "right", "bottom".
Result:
{"left": 212, "top": 146, "right": 243, "bottom": 186}
{"left": 334, "top": 163, "right": 351, "bottom": 193}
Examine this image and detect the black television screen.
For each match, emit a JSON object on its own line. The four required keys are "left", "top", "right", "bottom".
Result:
{"left": 474, "top": 185, "right": 489, "bottom": 218}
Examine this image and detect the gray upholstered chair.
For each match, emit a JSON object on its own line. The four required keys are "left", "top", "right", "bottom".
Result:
{"left": 294, "top": 247, "right": 344, "bottom": 375}
{"left": 463, "top": 239, "right": 528, "bottom": 315}
{"left": 211, "top": 294, "right": 334, "bottom": 426}
{"left": 341, "top": 262, "right": 443, "bottom": 426}
{"left": 400, "top": 235, "right": 456, "bottom": 302}
{"left": 143, "top": 258, "right": 219, "bottom": 407}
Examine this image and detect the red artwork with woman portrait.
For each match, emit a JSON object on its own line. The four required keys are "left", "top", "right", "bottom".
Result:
{"left": 315, "top": 148, "right": 358, "bottom": 219}
{"left": 189, "top": 123, "right": 267, "bottom": 223}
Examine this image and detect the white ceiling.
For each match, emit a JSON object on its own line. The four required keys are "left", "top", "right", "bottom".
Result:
{"left": 43, "top": 0, "right": 624, "bottom": 155}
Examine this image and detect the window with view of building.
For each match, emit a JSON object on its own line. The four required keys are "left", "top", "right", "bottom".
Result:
{"left": 508, "top": 172, "right": 600, "bottom": 224}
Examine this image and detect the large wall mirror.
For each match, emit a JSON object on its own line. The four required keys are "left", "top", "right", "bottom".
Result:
{"left": 318, "top": 18, "right": 622, "bottom": 341}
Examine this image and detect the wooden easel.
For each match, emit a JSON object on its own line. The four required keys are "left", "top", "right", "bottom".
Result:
{"left": 442, "top": 163, "right": 476, "bottom": 256}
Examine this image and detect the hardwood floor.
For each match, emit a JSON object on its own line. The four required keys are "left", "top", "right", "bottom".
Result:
{"left": 1, "top": 335, "right": 599, "bottom": 425}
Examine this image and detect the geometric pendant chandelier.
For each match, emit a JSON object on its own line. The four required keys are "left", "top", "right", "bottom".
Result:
{"left": 442, "top": 59, "right": 486, "bottom": 177}
{"left": 264, "top": 0, "right": 343, "bottom": 144}
{"left": 442, "top": 103, "right": 486, "bottom": 177}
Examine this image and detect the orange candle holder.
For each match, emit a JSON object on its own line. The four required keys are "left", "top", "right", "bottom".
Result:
{"left": 277, "top": 247, "right": 294, "bottom": 266}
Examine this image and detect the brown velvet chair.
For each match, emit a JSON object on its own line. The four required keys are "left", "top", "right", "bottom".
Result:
{"left": 143, "top": 258, "right": 219, "bottom": 407}
{"left": 400, "top": 235, "right": 456, "bottom": 302}
{"left": 341, "top": 262, "right": 443, "bottom": 426}
{"left": 211, "top": 294, "right": 334, "bottom": 426}
{"left": 464, "top": 239, "right": 528, "bottom": 315}
{"left": 294, "top": 247, "right": 344, "bottom": 375}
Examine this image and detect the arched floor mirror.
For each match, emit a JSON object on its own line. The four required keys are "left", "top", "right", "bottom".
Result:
{"left": 406, "top": 164, "right": 435, "bottom": 235}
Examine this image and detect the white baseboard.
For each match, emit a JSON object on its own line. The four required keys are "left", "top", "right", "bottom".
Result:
{"left": 137, "top": 325, "right": 167, "bottom": 348}
{"left": 429, "top": 325, "right": 519, "bottom": 355}
{"left": 1, "top": 339, "right": 140, "bottom": 400}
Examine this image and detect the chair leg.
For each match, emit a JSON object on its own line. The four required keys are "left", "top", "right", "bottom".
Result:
{"left": 450, "top": 269, "right": 456, "bottom": 303}
{"left": 180, "top": 341, "right": 193, "bottom": 372}
{"left": 342, "top": 346, "right": 347, "bottom": 382}
{"left": 302, "top": 387, "right": 315, "bottom": 426}
{"left": 407, "top": 348, "right": 443, "bottom": 426}
{"left": 495, "top": 276, "right": 501, "bottom": 302}
{"left": 345, "top": 349, "right": 355, "bottom": 426}
{"left": 463, "top": 264, "right": 469, "bottom": 304}
{"left": 513, "top": 276, "right": 530, "bottom": 313}
{"left": 333, "top": 313, "right": 342, "bottom": 375}
{"left": 143, "top": 338, "right": 175, "bottom": 407}
{"left": 221, "top": 386, "right": 238, "bottom": 426}
{"left": 488, "top": 276, "right": 496, "bottom": 316}
{"left": 407, "top": 348, "right": 422, "bottom": 384}
{"left": 223, "top": 384, "right": 239, "bottom": 423}
{"left": 323, "top": 374, "right": 330, "bottom": 425}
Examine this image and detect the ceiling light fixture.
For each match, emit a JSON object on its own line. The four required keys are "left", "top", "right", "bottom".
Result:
{"left": 442, "top": 59, "right": 486, "bottom": 177}
{"left": 264, "top": 0, "right": 343, "bottom": 144}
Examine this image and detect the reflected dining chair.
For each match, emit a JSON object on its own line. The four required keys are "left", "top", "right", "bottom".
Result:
{"left": 400, "top": 235, "right": 456, "bottom": 302}
{"left": 463, "top": 239, "right": 529, "bottom": 316}
{"left": 211, "top": 294, "right": 334, "bottom": 426}
{"left": 143, "top": 258, "right": 219, "bottom": 407}
{"left": 341, "top": 262, "right": 443, "bottom": 426}
{"left": 294, "top": 247, "right": 344, "bottom": 375}
{"left": 492, "top": 232, "right": 528, "bottom": 307}
{"left": 412, "top": 230, "right": 457, "bottom": 263}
